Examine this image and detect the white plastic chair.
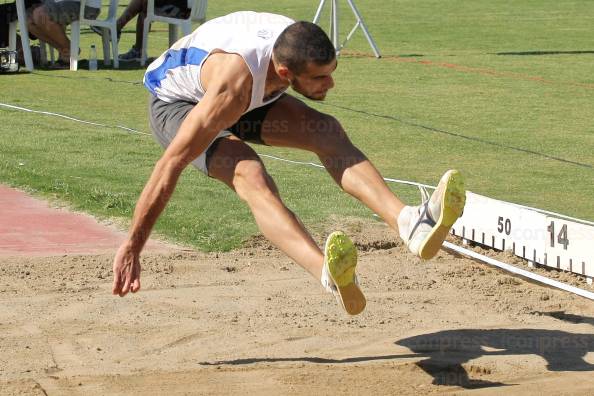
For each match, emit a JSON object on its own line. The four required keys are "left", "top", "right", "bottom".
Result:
{"left": 70, "top": 0, "right": 120, "bottom": 71}
{"left": 8, "top": 0, "right": 34, "bottom": 71}
{"left": 140, "top": 0, "right": 207, "bottom": 66}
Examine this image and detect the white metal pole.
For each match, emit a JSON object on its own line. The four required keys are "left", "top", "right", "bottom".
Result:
{"left": 345, "top": 0, "right": 381, "bottom": 58}
{"left": 15, "top": 0, "right": 34, "bottom": 70}
{"left": 313, "top": 0, "right": 326, "bottom": 24}
{"left": 331, "top": 0, "right": 339, "bottom": 51}
{"left": 313, "top": 0, "right": 381, "bottom": 58}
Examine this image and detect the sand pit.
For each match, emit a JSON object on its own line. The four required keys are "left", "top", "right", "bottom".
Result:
{"left": 1, "top": 220, "right": 594, "bottom": 395}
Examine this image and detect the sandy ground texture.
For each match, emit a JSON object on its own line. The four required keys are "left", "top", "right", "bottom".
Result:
{"left": 1, "top": 219, "right": 594, "bottom": 395}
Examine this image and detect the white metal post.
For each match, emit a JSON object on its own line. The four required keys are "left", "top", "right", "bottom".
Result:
{"left": 313, "top": 0, "right": 326, "bottom": 24}
{"left": 313, "top": 0, "right": 381, "bottom": 58}
{"left": 345, "top": 0, "right": 381, "bottom": 58}
{"left": 15, "top": 0, "right": 34, "bottom": 70}
{"left": 331, "top": 0, "right": 339, "bottom": 51}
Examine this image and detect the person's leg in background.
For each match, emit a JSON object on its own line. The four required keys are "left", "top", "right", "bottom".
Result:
{"left": 116, "top": 0, "right": 146, "bottom": 61}
{"left": 118, "top": 0, "right": 192, "bottom": 62}
{"left": 28, "top": 0, "right": 100, "bottom": 66}
{"left": 116, "top": 0, "right": 144, "bottom": 32}
{"left": 27, "top": 2, "right": 71, "bottom": 63}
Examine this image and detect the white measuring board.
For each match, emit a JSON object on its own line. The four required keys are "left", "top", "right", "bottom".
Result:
{"left": 450, "top": 192, "right": 594, "bottom": 281}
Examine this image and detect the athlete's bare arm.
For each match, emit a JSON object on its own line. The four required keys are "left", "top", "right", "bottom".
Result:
{"left": 112, "top": 53, "right": 253, "bottom": 297}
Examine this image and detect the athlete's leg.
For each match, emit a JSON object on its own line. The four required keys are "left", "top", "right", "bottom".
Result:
{"left": 260, "top": 95, "right": 465, "bottom": 259}
{"left": 260, "top": 95, "right": 405, "bottom": 231}
{"left": 147, "top": 96, "right": 326, "bottom": 277}
{"left": 207, "top": 135, "right": 324, "bottom": 280}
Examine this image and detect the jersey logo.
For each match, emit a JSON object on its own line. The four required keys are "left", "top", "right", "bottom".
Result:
{"left": 257, "top": 29, "right": 272, "bottom": 40}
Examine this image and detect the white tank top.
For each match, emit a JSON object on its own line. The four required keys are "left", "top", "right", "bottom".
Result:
{"left": 144, "top": 11, "right": 295, "bottom": 112}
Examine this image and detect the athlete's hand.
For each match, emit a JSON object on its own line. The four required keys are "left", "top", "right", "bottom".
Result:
{"left": 112, "top": 243, "right": 141, "bottom": 297}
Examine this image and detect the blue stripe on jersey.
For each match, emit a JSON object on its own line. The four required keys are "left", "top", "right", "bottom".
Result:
{"left": 144, "top": 47, "right": 209, "bottom": 94}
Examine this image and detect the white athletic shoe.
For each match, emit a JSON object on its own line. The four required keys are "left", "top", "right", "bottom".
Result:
{"left": 397, "top": 169, "right": 466, "bottom": 260}
{"left": 321, "top": 231, "right": 366, "bottom": 315}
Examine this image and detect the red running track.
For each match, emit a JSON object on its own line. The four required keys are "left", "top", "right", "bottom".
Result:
{"left": 0, "top": 185, "right": 175, "bottom": 256}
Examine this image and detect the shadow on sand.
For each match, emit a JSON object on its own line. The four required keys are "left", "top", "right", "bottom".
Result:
{"left": 200, "top": 314, "right": 594, "bottom": 390}
{"left": 395, "top": 327, "right": 594, "bottom": 388}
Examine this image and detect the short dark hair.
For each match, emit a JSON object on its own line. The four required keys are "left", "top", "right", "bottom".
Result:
{"left": 273, "top": 21, "right": 336, "bottom": 75}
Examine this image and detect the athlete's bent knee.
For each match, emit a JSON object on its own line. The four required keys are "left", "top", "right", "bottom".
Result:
{"left": 233, "top": 160, "right": 276, "bottom": 201}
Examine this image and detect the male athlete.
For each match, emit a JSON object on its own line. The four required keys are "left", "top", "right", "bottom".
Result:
{"left": 112, "top": 11, "right": 466, "bottom": 315}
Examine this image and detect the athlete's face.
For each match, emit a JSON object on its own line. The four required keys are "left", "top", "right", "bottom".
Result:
{"left": 290, "top": 59, "right": 337, "bottom": 101}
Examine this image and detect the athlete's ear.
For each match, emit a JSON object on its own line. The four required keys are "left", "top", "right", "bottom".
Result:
{"left": 277, "top": 64, "right": 293, "bottom": 81}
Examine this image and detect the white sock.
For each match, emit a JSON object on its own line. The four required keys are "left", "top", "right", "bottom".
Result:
{"left": 396, "top": 205, "right": 416, "bottom": 242}
{"left": 320, "top": 265, "right": 334, "bottom": 293}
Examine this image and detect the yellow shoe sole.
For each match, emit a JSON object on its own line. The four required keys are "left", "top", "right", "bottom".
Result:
{"left": 324, "top": 231, "right": 366, "bottom": 315}
{"left": 418, "top": 170, "right": 466, "bottom": 260}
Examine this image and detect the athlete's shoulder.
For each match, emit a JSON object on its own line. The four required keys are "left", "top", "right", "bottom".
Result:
{"left": 201, "top": 52, "right": 252, "bottom": 91}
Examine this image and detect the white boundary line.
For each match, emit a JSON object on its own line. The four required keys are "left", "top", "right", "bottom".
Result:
{"left": 3, "top": 101, "right": 591, "bottom": 225}
{"left": 0, "top": 103, "right": 151, "bottom": 136}
{"left": 2, "top": 101, "right": 593, "bottom": 300}
{"left": 259, "top": 154, "right": 437, "bottom": 190}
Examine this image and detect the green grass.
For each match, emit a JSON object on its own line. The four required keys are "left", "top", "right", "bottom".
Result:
{"left": 1, "top": 0, "right": 593, "bottom": 251}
